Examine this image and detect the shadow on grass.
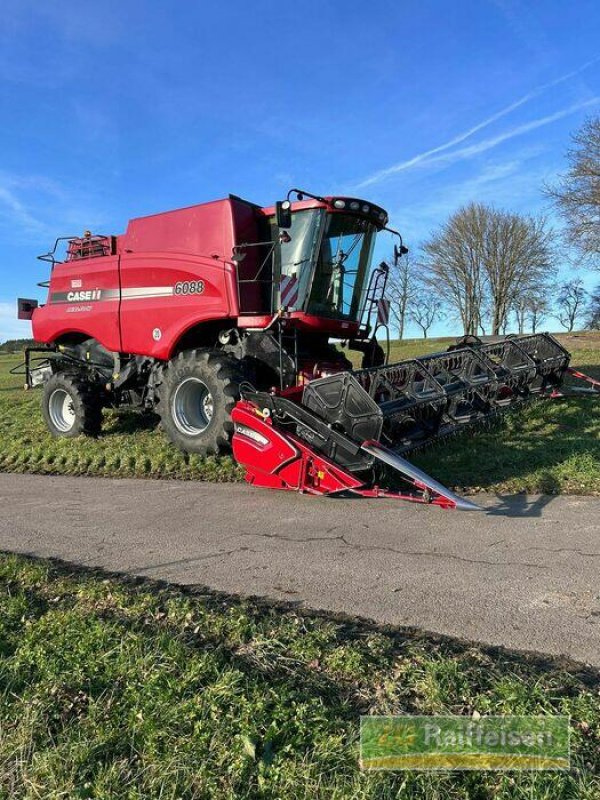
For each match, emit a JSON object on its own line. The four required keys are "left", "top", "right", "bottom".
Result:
{"left": 102, "top": 409, "right": 160, "bottom": 435}
{"left": 21, "top": 554, "right": 600, "bottom": 686}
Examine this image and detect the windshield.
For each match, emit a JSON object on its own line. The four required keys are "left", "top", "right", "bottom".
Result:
{"left": 307, "top": 214, "right": 376, "bottom": 320}
{"left": 270, "top": 209, "right": 324, "bottom": 311}
{"left": 268, "top": 209, "right": 377, "bottom": 321}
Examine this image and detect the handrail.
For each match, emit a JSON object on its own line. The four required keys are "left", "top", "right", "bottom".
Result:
{"left": 37, "top": 234, "right": 114, "bottom": 269}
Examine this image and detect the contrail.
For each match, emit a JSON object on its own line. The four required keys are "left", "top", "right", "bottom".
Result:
{"left": 356, "top": 56, "right": 600, "bottom": 188}
{"left": 414, "top": 97, "right": 600, "bottom": 169}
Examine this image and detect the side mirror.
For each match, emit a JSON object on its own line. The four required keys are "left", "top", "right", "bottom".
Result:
{"left": 393, "top": 243, "right": 409, "bottom": 265}
{"left": 276, "top": 200, "right": 292, "bottom": 229}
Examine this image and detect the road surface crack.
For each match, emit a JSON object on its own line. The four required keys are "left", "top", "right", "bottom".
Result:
{"left": 526, "top": 546, "right": 600, "bottom": 558}
{"left": 240, "top": 532, "right": 549, "bottom": 570}
{"left": 129, "top": 546, "right": 256, "bottom": 573}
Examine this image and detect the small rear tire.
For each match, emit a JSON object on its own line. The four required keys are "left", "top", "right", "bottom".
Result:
{"left": 42, "top": 373, "right": 103, "bottom": 438}
{"left": 157, "top": 349, "right": 243, "bottom": 455}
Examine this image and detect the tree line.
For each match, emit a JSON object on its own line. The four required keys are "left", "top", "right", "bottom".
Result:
{"left": 0, "top": 338, "right": 38, "bottom": 353}
{"left": 387, "top": 116, "right": 600, "bottom": 338}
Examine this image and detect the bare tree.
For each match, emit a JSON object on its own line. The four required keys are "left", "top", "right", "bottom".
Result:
{"left": 586, "top": 286, "right": 600, "bottom": 330}
{"left": 483, "top": 211, "right": 555, "bottom": 334}
{"left": 547, "top": 116, "right": 600, "bottom": 266}
{"left": 422, "top": 204, "right": 486, "bottom": 335}
{"left": 408, "top": 283, "right": 444, "bottom": 338}
{"left": 527, "top": 296, "right": 550, "bottom": 334}
{"left": 386, "top": 255, "right": 416, "bottom": 339}
{"left": 514, "top": 290, "right": 550, "bottom": 333}
{"left": 422, "top": 203, "right": 555, "bottom": 336}
{"left": 556, "top": 279, "right": 587, "bottom": 331}
{"left": 514, "top": 296, "right": 528, "bottom": 333}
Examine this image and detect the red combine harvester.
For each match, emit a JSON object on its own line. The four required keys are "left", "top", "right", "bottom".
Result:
{"left": 18, "top": 189, "right": 599, "bottom": 510}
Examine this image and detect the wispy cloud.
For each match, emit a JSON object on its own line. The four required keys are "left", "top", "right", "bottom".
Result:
{"left": 0, "top": 170, "right": 107, "bottom": 244}
{"left": 356, "top": 57, "right": 600, "bottom": 188}
{"left": 0, "top": 185, "right": 49, "bottom": 235}
{"left": 0, "top": 171, "right": 69, "bottom": 237}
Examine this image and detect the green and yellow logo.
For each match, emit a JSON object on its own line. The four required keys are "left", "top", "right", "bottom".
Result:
{"left": 360, "top": 715, "right": 570, "bottom": 771}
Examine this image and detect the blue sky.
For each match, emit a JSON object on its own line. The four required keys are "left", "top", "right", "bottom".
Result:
{"left": 1, "top": 0, "right": 599, "bottom": 340}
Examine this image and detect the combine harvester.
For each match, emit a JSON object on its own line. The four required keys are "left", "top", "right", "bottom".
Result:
{"left": 18, "top": 189, "right": 598, "bottom": 511}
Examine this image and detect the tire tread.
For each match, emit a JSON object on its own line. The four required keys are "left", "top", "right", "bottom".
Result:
{"left": 157, "top": 349, "right": 243, "bottom": 455}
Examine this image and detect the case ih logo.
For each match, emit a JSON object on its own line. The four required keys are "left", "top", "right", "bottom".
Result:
{"left": 67, "top": 288, "right": 102, "bottom": 302}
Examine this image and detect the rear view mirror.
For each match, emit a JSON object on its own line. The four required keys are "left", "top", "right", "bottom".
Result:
{"left": 276, "top": 200, "right": 292, "bottom": 229}
{"left": 17, "top": 298, "right": 38, "bottom": 320}
{"left": 393, "top": 243, "right": 409, "bottom": 265}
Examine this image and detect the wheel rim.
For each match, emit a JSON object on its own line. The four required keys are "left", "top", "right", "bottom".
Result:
{"left": 48, "top": 388, "right": 76, "bottom": 433}
{"left": 171, "top": 377, "right": 214, "bottom": 436}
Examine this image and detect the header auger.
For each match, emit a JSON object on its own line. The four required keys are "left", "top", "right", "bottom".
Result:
{"left": 18, "top": 190, "right": 599, "bottom": 511}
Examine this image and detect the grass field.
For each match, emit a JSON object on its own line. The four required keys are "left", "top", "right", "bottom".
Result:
{"left": 0, "top": 332, "right": 598, "bottom": 495}
{"left": 0, "top": 552, "right": 598, "bottom": 799}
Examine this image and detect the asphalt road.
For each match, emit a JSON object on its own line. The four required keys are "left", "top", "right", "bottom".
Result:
{"left": 0, "top": 472, "right": 599, "bottom": 666}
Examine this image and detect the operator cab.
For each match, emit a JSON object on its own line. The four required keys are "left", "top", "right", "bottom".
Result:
{"left": 258, "top": 191, "right": 391, "bottom": 336}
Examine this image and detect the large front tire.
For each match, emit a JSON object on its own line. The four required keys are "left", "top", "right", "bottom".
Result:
{"left": 42, "top": 373, "right": 103, "bottom": 438}
{"left": 157, "top": 350, "right": 242, "bottom": 455}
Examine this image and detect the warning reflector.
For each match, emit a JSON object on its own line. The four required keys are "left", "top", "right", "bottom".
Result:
{"left": 280, "top": 274, "right": 299, "bottom": 308}
{"left": 377, "top": 298, "right": 390, "bottom": 325}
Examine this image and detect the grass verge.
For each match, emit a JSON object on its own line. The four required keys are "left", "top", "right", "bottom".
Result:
{"left": 0, "top": 552, "right": 598, "bottom": 799}
{"left": 0, "top": 332, "right": 598, "bottom": 494}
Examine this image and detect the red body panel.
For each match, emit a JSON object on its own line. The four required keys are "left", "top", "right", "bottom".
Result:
{"left": 118, "top": 199, "right": 233, "bottom": 257}
{"left": 32, "top": 255, "right": 122, "bottom": 351}
{"left": 285, "top": 311, "right": 360, "bottom": 337}
{"left": 118, "top": 252, "right": 234, "bottom": 358}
